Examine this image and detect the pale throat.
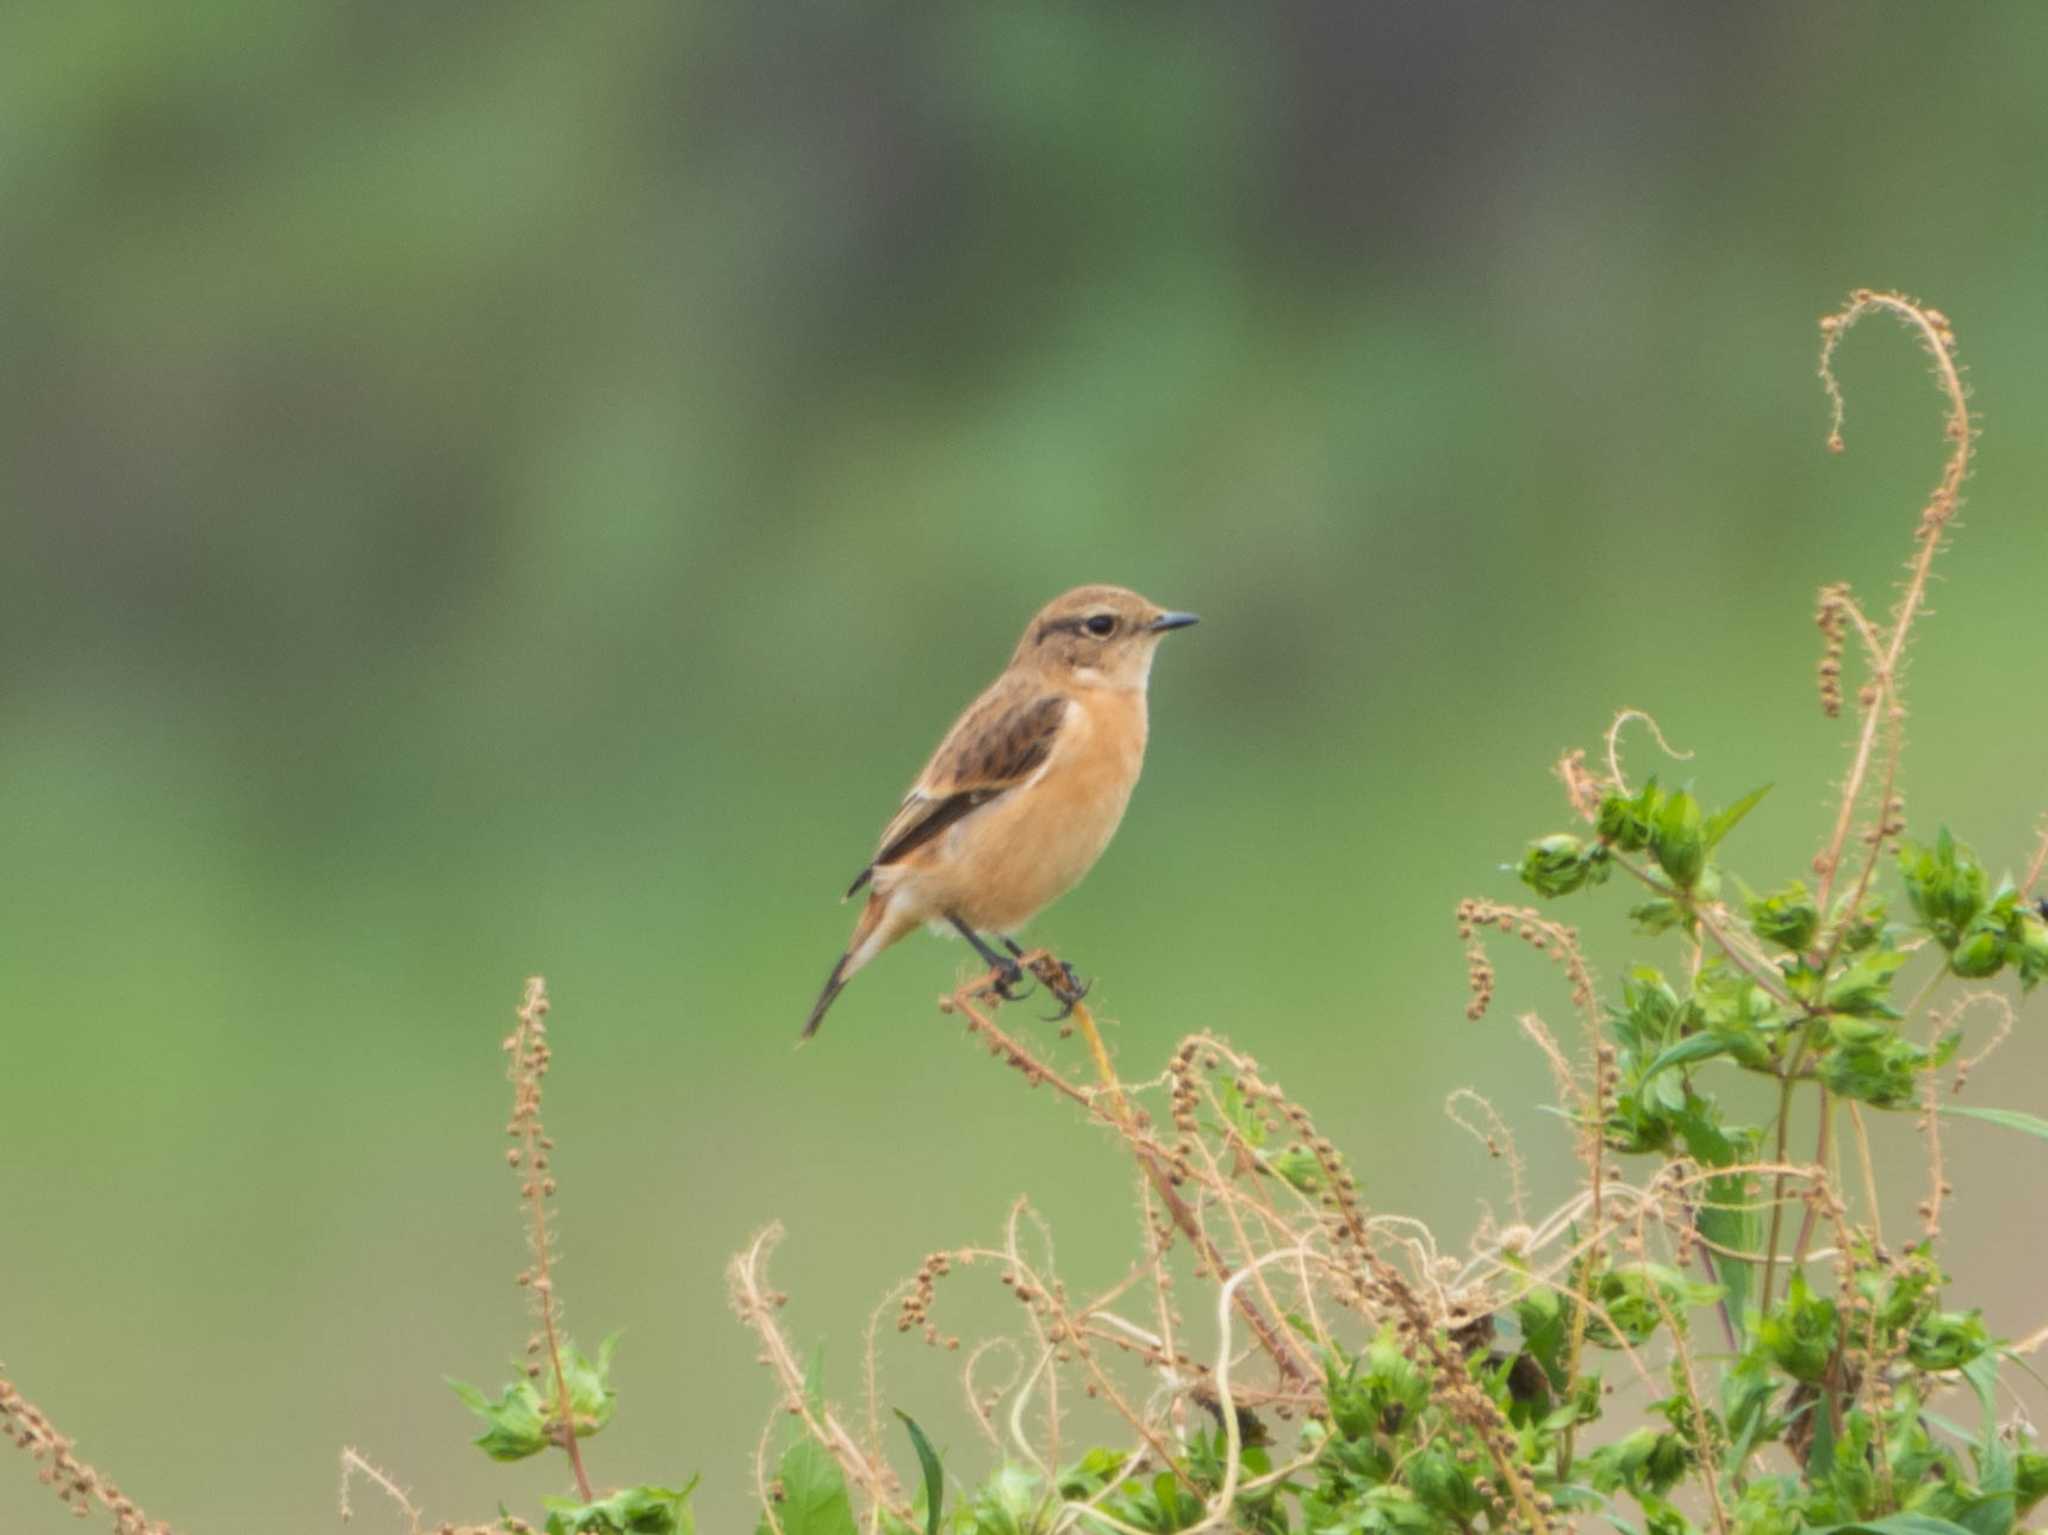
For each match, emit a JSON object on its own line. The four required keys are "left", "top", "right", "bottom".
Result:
{"left": 1070, "top": 642, "right": 1160, "bottom": 694}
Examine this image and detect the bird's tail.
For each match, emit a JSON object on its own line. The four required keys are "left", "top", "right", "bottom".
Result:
{"left": 800, "top": 891, "right": 896, "bottom": 1039}
{"left": 801, "top": 952, "right": 853, "bottom": 1040}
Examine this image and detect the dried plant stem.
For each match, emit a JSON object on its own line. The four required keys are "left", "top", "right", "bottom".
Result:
{"left": 1918, "top": 1069, "right": 1949, "bottom": 1241}
{"left": 1847, "top": 1103, "right": 1884, "bottom": 1248}
{"left": 731, "top": 1226, "right": 915, "bottom": 1526}
{"left": 2023, "top": 818, "right": 2048, "bottom": 899}
{"left": 1, "top": 1366, "right": 175, "bottom": 1535}
{"left": 1026, "top": 958, "right": 1131, "bottom": 1127}
{"left": 506, "top": 977, "right": 595, "bottom": 1503}
{"left": 339, "top": 1446, "right": 422, "bottom": 1531}
{"left": 532, "top": 1184, "right": 594, "bottom": 1502}
{"left": 1789, "top": 1088, "right": 1835, "bottom": 1272}
{"left": 1813, "top": 292, "right": 1971, "bottom": 936}
{"left": 950, "top": 969, "right": 1315, "bottom": 1388}
{"left": 1556, "top": 1042, "right": 1612, "bottom": 1478}
{"left": 1759, "top": 1068, "right": 1800, "bottom": 1314}
{"left": 1645, "top": 1254, "right": 1731, "bottom": 1535}
{"left": 1189, "top": 1246, "right": 1320, "bottom": 1534}
{"left": 338, "top": 1447, "right": 521, "bottom": 1535}
{"left": 1604, "top": 708, "right": 1693, "bottom": 795}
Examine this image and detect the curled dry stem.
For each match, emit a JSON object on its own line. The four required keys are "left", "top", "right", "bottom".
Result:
{"left": 730, "top": 1225, "right": 915, "bottom": 1528}
{"left": 1604, "top": 707, "right": 1694, "bottom": 799}
{"left": 946, "top": 976, "right": 1316, "bottom": 1389}
{"left": 337, "top": 1448, "right": 527, "bottom": 1535}
{"left": 1445, "top": 1088, "right": 1529, "bottom": 1228}
{"left": 1812, "top": 291, "right": 1972, "bottom": 936}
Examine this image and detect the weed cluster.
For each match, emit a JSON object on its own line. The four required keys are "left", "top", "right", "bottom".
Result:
{"left": 728, "top": 291, "right": 2048, "bottom": 1534}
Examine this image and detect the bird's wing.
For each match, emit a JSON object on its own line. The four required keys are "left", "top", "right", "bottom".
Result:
{"left": 844, "top": 687, "right": 1071, "bottom": 897}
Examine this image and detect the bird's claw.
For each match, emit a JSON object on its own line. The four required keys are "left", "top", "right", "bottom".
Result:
{"left": 1041, "top": 962, "right": 1090, "bottom": 1021}
{"left": 985, "top": 958, "right": 1032, "bottom": 1003}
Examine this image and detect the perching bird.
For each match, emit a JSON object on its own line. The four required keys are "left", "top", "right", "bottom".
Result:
{"left": 802, "top": 585, "right": 1199, "bottom": 1037}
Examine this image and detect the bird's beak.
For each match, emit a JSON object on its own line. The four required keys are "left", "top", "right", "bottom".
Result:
{"left": 1147, "top": 611, "right": 1200, "bottom": 633}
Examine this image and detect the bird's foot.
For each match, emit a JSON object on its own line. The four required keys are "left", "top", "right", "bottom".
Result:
{"left": 1043, "top": 970, "right": 1090, "bottom": 1021}
{"left": 975, "top": 956, "right": 1032, "bottom": 1004}
{"left": 1031, "top": 957, "right": 1090, "bottom": 1021}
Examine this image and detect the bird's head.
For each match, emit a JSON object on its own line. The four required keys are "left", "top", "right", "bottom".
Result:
{"left": 1012, "top": 585, "right": 1199, "bottom": 690}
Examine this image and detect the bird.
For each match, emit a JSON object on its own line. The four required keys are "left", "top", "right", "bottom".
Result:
{"left": 801, "top": 584, "right": 1199, "bottom": 1038}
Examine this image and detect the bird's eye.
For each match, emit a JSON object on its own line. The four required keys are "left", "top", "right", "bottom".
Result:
{"left": 1085, "top": 614, "right": 1116, "bottom": 637}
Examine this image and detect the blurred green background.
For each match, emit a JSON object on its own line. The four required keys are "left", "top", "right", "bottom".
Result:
{"left": 4, "top": 5, "right": 2046, "bottom": 1530}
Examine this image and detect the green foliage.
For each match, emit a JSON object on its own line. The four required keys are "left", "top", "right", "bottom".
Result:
{"left": 432, "top": 989, "right": 699, "bottom": 1533}
{"left": 450, "top": 1335, "right": 619, "bottom": 1461}
{"left": 447, "top": 1375, "right": 554, "bottom": 1462}
{"left": 759, "top": 1439, "right": 858, "bottom": 1535}
{"left": 442, "top": 1313, "right": 700, "bottom": 1532}
{"left": 1484, "top": 746, "right": 2040, "bottom": 1535}
{"left": 544, "top": 1481, "right": 699, "bottom": 1535}
{"left": 1899, "top": 833, "right": 2048, "bottom": 989}
{"left": 714, "top": 295, "right": 2046, "bottom": 1535}
{"left": 1940, "top": 1105, "right": 2048, "bottom": 1143}
{"left": 738, "top": 760, "right": 2041, "bottom": 1533}
{"left": 1573, "top": 779, "right": 1768, "bottom": 898}
{"left": 1749, "top": 881, "right": 1821, "bottom": 953}
{"left": 1519, "top": 832, "right": 1610, "bottom": 897}
{"left": 896, "top": 1410, "right": 945, "bottom": 1535}
{"left": 793, "top": 745, "right": 2037, "bottom": 1531}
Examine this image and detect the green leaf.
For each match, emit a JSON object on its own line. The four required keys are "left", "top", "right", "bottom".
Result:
{"left": 1260, "top": 1143, "right": 1326, "bottom": 1194}
{"left": 1939, "top": 1105, "right": 2048, "bottom": 1142}
{"left": 1514, "top": 1285, "right": 1571, "bottom": 1391}
{"left": 555, "top": 1335, "right": 620, "bottom": 1440}
{"left": 448, "top": 1376, "right": 550, "bottom": 1462}
{"left": 1691, "top": 963, "right": 1788, "bottom": 1068}
{"left": 1597, "top": 777, "right": 1662, "bottom": 853}
{"left": 759, "top": 1439, "right": 857, "bottom": 1535}
{"left": 2017, "top": 1449, "right": 2048, "bottom": 1520}
{"left": 1408, "top": 1443, "right": 1486, "bottom": 1520}
{"left": 1950, "top": 922, "right": 2009, "bottom": 980}
{"left": 966, "top": 1463, "right": 1046, "bottom": 1533}
{"left": 1907, "top": 1308, "right": 1991, "bottom": 1371}
{"left": 1678, "top": 1108, "right": 1760, "bottom": 1344}
{"left": 1518, "top": 833, "right": 1610, "bottom": 898}
{"left": 1823, "top": 946, "right": 1907, "bottom": 1019}
{"left": 1803, "top": 1517, "right": 1981, "bottom": 1535}
{"left": 1215, "top": 1075, "right": 1266, "bottom": 1149}
{"left": 2013, "top": 911, "right": 2048, "bottom": 991}
{"left": 1960, "top": 1349, "right": 2000, "bottom": 1440}
{"left": 1639, "top": 1032, "right": 1734, "bottom": 1084}
{"left": 1820, "top": 1020, "right": 1955, "bottom": 1108}
{"left": 1900, "top": 829, "right": 1990, "bottom": 948}
{"left": 895, "top": 1411, "right": 944, "bottom": 1535}
{"left": 1705, "top": 783, "right": 1772, "bottom": 849}
{"left": 1749, "top": 880, "right": 1821, "bottom": 952}
{"left": 1629, "top": 897, "right": 1686, "bottom": 935}
{"left": 1651, "top": 790, "right": 1706, "bottom": 888}
{"left": 1582, "top": 1426, "right": 1693, "bottom": 1499}
{"left": 1584, "top": 1263, "right": 1721, "bottom": 1348}
{"left": 1758, "top": 1270, "right": 1837, "bottom": 1382}
{"left": 543, "top": 1480, "right": 698, "bottom": 1535}
{"left": 1718, "top": 1358, "right": 1778, "bottom": 1469}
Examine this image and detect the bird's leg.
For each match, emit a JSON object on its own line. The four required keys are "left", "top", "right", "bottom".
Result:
{"left": 950, "top": 914, "right": 1029, "bottom": 1001}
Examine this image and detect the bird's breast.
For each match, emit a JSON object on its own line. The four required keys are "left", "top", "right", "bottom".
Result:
{"left": 930, "top": 687, "right": 1149, "bottom": 932}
